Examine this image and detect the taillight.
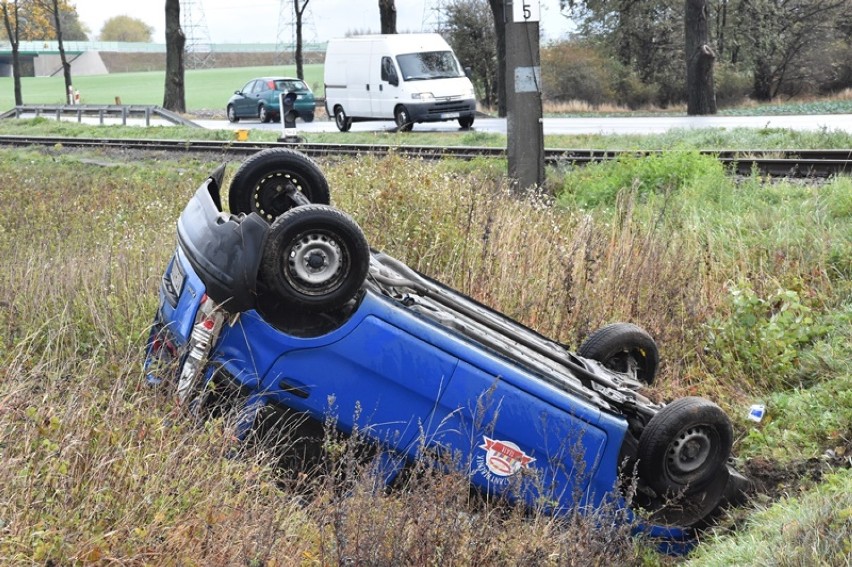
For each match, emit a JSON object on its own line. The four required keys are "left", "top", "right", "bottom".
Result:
{"left": 176, "top": 295, "right": 225, "bottom": 404}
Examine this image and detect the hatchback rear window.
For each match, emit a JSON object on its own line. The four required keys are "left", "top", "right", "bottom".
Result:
{"left": 273, "top": 80, "right": 308, "bottom": 92}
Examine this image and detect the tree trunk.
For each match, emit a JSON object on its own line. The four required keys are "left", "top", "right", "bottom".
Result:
{"left": 294, "top": 0, "right": 310, "bottom": 79}
{"left": 685, "top": 0, "right": 717, "bottom": 115}
{"left": 50, "top": 0, "right": 73, "bottom": 103}
{"left": 488, "top": 0, "right": 507, "bottom": 117}
{"left": 379, "top": 0, "right": 396, "bottom": 34}
{"left": 2, "top": 2, "right": 22, "bottom": 106}
{"left": 752, "top": 60, "right": 774, "bottom": 101}
{"left": 163, "top": 0, "right": 186, "bottom": 112}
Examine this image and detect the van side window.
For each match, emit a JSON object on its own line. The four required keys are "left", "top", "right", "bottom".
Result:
{"left": 381, "top": 56, "right": 399, "bottom": 86}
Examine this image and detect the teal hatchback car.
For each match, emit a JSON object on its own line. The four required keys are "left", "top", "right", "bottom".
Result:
{"left": 226, "top": 77, "right": 316, "bottom": 123}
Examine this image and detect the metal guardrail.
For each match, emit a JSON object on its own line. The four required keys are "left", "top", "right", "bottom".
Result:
{"left": 0, "top": 105, "right": 201, "bottom": 128}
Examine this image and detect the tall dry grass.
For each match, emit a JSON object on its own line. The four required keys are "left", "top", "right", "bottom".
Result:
{"left": 0, "top": 147, "right": 848, "bottom": 564}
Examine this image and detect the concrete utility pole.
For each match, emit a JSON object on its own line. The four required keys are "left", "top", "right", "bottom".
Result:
{"left": 505, "top": 0, "right": 544, "bottom": 192}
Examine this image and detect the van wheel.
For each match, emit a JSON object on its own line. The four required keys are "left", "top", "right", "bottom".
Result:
{"left": 228, "top": 148, "right": 330, "bottom": 222}
{"left": 334, "top": 106, "right": 352, "bottom": 132}
{"left": 395, "top": 106, "right": 413, "bottom": 132}
{"left": 459, "top": 116, "right": 474, "bottom": 129}
{"left": 261, "top": 205, "right": 370, "bottom": 312}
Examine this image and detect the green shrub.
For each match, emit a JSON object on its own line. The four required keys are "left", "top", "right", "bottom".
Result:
{"left": 704, "top": 282, "right": 828, "bottom": 392}
{"left": 715, "top": 64, "right": 752, "bottom": 107}
{"left": 556, "top": 150, "right": 724, "bottom": 209}
{"left": 541, "top": 42, "right": 614, "bottom": 106}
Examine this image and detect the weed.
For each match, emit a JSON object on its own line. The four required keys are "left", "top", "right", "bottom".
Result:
{"left": 704, "top": 282, "right": 829, "bottom": 392}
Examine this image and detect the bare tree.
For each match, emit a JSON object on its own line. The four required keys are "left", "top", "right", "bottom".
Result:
{"left": 163, "top": 0, "right": 185, "bottom": 112}
{"left": 293, "top": 0, "right": 310, "bottom": 79}
{"left": 379, "top": 0, "right": 396, "bottom": 34}
{"left": 43, "top": 0, "right": 73, "bottom": 103}
{"left": 1, "top": 0, "right": 23, "bottom": 105}
{"left": 685, "top": 0, "right": 716, "bottom": 114}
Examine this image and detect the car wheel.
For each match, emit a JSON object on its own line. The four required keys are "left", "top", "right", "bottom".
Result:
{"left": 261, "top": 205, "right": 370, "bottom": 313}
{"left": 646, "top": 465, "right": 730, "bottom": 528}
{"left": 259, "top": 104, "right": 271, "bottom": 123}
{"left": 228, "top": 148, "right": 330, "bottom": 222}
{"left": 394, "top": 105, "right": 413, "bottom": 132}
{"left": 638, "top": 397, "right": 733, "bottom": 496}
{"left": 227, "top": 104, "right": 239, "bottom": 123}
{"left": 458, "top": 116, "right": 474, "bottom": 129}
{"left": 578, "top": 323, "right": 659, "bottom": 385}
{"left": 334, "top": 106, "right": 352, "bottom": 132}
{"left": 302, "top": 112, "right": 315, "bottom": 123}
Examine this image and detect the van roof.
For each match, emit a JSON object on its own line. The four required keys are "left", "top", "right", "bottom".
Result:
{"left": 327, "top": 33, "right": 450, "bottom": 48}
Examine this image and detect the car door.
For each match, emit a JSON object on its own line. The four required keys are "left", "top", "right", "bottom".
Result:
{"left": 234, "top": 80, "right": 258, "bottom": 117}
{"left": 426, "top": 359, "right": 612, "bottom": 513}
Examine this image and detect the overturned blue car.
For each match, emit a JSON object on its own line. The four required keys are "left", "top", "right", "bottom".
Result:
{"left": 145, "top": 148, "right": 749, "bottom": 546}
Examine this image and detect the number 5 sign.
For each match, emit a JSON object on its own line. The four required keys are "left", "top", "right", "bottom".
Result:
{"left": 512, "top": 0, "right": 540, "bottom": 22}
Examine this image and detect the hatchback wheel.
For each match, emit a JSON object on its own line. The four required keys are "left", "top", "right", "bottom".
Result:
{"left": 228, "top": 148, "right": 330, "bottom": 222}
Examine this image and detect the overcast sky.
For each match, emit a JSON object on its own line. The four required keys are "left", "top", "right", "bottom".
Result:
{"left": 73, "top": 0, "right": 574, "bottom": 44}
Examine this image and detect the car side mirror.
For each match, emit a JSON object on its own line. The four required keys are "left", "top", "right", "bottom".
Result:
{"left": 235, "top": 90, "right": 241, "bottom": 95}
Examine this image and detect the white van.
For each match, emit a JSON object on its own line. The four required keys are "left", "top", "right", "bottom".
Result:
{"left": 324, "top": 33, "right": 477, "bottom": 132}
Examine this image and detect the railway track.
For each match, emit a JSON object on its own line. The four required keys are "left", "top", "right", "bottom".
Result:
{"left": 0, "top": 135, "right": 849, "bottom": 177}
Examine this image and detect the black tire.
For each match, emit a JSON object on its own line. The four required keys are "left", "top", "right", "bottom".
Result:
{"left": 334, "top": 106, "right": 352, "bottom": 132}
{"left": 259, "top": 104, "right": 271, "bottom": 123}
{"left": 578, "top": 323, "right": 659, "bottom": 385}
{"left": 228, "top": 148, "right": 330, "bottom": 222}
{"left": 227, "top": 104, "right": 239, "bottom": 123}
{"left": 458, "top": 116, "right": 474, "bottom": 129}
{"left": 646, "top": 465, "right": 730, "bottom": 527}
{"left": 302, "top": 112, "right": 315, "bottom": 123}
{"left": 394, "top": 105, "right": 413, "bottom": 132}
{"left": 638, "top": 397, "right": 733, "bottom": 495}
{"left": 261, "top": 205, "right": 370, "bottom": 312}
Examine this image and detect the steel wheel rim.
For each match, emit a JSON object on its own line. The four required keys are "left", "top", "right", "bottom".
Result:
{"left": 666, "top": 426, "right": 714, "bottom": 479}
{"left": 284, "top": 230, "right": 348, "bottom": 295}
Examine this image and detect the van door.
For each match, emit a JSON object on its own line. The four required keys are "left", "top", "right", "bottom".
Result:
{"left": 345, "top": 41, "right": 373, "bottom": 118}
{"left": 372, "top": 55, "right": 401, "bottom": 119}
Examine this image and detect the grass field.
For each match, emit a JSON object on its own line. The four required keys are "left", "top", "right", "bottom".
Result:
{"left": 0, "top": 126, "right": 850, "bottom": 563}
{"left": 4, "top": 64, "right": 852, "bottom": 119}
{"left": 0, "top": 64, "right": 325, "bottom": 112}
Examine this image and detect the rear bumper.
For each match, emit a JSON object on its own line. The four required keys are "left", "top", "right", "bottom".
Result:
{"left": 176, "top": 179, "right": 269, "bottom": 312}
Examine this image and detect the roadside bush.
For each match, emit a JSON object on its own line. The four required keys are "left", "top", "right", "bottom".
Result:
{"left": 611, "top": 66, "right": 659, "bottom": 110}
{"left": 715, "top": 64, "right": 752, "bottom": 107}
{"left": 541, "top": 42, "right": 614, "bottom": 106}
{"left": 703, "top": 282, "right": 828, "bottom": 392}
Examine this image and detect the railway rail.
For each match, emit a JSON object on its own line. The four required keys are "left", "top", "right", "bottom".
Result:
{"left": 0, "top": 135, "right": 849, "bottom": 177}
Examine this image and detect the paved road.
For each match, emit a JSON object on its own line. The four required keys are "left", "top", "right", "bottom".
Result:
{"left": 195, "top": 113, "right": 852, "bottom": 136}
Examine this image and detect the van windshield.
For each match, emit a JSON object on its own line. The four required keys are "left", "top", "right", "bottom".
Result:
{"left": 396, "top": 51, "right": 463, "bottom": 81}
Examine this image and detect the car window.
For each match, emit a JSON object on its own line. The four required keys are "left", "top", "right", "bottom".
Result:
{"left": 381, "top": 56, "right": 398, "bottom": 84}
{"left": 241, "top": 80, "right": 256, "bottom": 93}
{"left": 274, "top": 79, "right": 308, "bottom": 92}
{"left": 252, "top": 80, "right": 268, "bottom": 94}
